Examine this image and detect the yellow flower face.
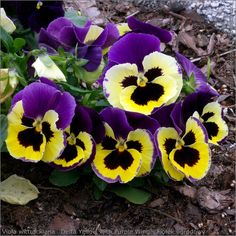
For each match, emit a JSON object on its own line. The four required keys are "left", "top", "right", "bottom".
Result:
{"left": 103, "top": 52, "right": 182, "bottom": 115}
{"left": 196, "top": 102, "right": 228, "bottom": 145}
{"left": 6, "top": 101, "right": 65, "bottom": 163}
{"left": 92, "top": 123, "right": 155, "bottom": 183}
{"left": 156, "top": 117, "right": 211, "bottom": 181}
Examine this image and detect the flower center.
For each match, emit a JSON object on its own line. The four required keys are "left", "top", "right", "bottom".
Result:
{"left": 175, "top": 138, "right": 184, "bottom": 149}
{"left": 137, "top": 74, "right": 148, "bottom": 87}
{"left": 67, "top": 133, "right": 76, "bottom": 145}
{"left": 36, "top": 1, "right": 43, "bottom": 10}
{"left": 33, "top": 117, "right": 43, "bottom": 132}
{"left": 116, "top": 138, "right": 127, "bottom": 152}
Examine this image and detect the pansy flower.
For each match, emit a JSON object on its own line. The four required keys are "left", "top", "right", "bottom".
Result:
{"left": 156, "top": 116, "right": 211, "bottom": 181}
{"left": 51, "top": 105, "right": 105, "bottom": 170}
{"left": 182, "top": 91, "right": 228, "bottom": 145}
{"left": 6, "top": 78, "right": 76, "bottom": 163}
{"left": 175, "top": 52, "right": 219, "bottom": 96}
{"left": 92, "top": 108, "right": 159, "bottom": 183}
{"left": 39, "top": 17, "right": 119, "bottom": 72}
{"left": 103, "top": 33, "right": 183, "bottom": 115}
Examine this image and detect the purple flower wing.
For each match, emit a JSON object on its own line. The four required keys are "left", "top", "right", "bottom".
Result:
{"left": 108, "top": 33, "right": 160, "bottom": 71}
{"left": 102, "top": 23, "right": 119, "bottom": 48}
{"left": 125, "top": 111, "right": 160, "bottom": 134}
{"left": 84, "top": 46, "right": 103, "bottom": 72}
{"left": 127, "top": 16, "right": 172, "bottom": 43}
{"left": 100, "top": 107, "right": 133, "bottom": 139}
{"left": 47, "top": 17, "right": 73, "bottom": 39}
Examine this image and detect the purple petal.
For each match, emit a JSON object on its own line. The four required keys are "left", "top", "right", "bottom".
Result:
{"left": 22, "top": 82, "right": 60, "bottom": 119}
{"left": 47, "top": 17, "right": 73, "bottom": 39}
{"left": 175, "top": 52, "right": 207, "bottom": 82}
{"left": 39, "top": 77, "right": 61, "bottom": 90}
{"left": 84, "top": 46, "right": 103, "bottom": 72}
{"left": 100, "top": 107, "right": 133, "bottom": 139}
{"left": 59, "top": 26, "right": 78, "bottom": 47}
{"left": 101, "top": 23, "right": 119, "bottom": 48}
{"left": 125, "top": 111, "right": 160, "bottom": 134}
{"left": 83, "top": 107, "right": 105, "bottom": 143}
{"left": 38, "top": 28, "right": 64, "bottom": 51}
{"left": 182, "top": 91, "right": 214, "bottom": 123}
{"left": 171, "top": 102, "right": 185, "bottom": 134}
{"left": 11, "top": 90, "right": 24, "bottom": 109}
{"left": 92, "top": 26, "right": 108, "bottom": 47}
{"left": 151, "top": 104, "right": 176, "bottom": 128}
{"left": 108, "top": 33, "right": 160, "bottom": 71}
{"left": 53, "top": 92, "right": 76, "bottom": 129}
{"left": 127, "top": 17, "right": 172, "bottom": 43}
{"left": 73, "top": 23, "right": 91, "bottom": 44}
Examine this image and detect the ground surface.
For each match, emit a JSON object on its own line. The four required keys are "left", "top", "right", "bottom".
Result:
{"left": 1, "top": 1, "right": 235, "bottom": 235}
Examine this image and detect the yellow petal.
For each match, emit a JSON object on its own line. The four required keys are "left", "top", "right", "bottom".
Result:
{"left": 104, "top": 63, "right": 138, "bottom": 108}
{"left": 142, "top": 51, "right": 182, "bottom": 104}
{"left": 156, "top": 127, "right": 184, "bottom": 181}
{"left": 201, "top": 102, "right": 228, "bottom": 145}
{"left": 126, "top": 129, "right": 155, "bottom": 176}
{"left": 120, "top": 75, "right": 177, "bottom": 115}
{"left": 41, "top": 110, "right": 65, "bottom": 162}
{"left": 84, "top": 25, "right": 103, "bottom": 44}
{"left": 116, "top": 23, "right": 131, "bottom": 36}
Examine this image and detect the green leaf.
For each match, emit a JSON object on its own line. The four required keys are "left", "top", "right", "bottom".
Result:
{"left": 128, "top": 178, "right": 145, "bottom": 187}
{"left": 0, "top": 26, "right": 14, "bottom": 52}
{"left": 49, "top": 169, "right": 80, "bottom": 187}
{"left": 65, "top": 10, "right": 88, "bottom": 26}
{"left": 0, "top": 115, "right": 8, "bottom": 150}
{"left": 13, "top": 38, "right": 26, "bottom": 52}
{"left": 110, "top": 185, "right": 152, "bottom": 204}
{"left": 93, "top": 186, "right": 103, "bottom": 200}
{"left": 93, "top": 175, "right": 107, "bottom": 191}
{"left": 57, "top": 81, "right": 92, "bottom": 95}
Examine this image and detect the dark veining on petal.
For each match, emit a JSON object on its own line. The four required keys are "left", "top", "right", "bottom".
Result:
{"left": 131, "top": 83, "right": 164, "bottom": 105}
{"left": 76, "top": 138, "right": 85, "bottom": 150}
{"left": 104, "top": 150, "right": 134, "bottom": 170}
{"left": 203, "top": 122, "right": 219, "bottom": 139}
{"left": 144, "top": 67, "right": 163, "bottom": 82}
{"left": 58, "top": 144, "right": 78, "bottom": 162}
{"left": 164, "top": 138, "right": 176, "bottom": 155}
{"left": 183, "top": 131, "right": 196, "bottom": 146}
{"left": 174, "top": 146, "right": 200, "bottom": 168}
{"left": 102, "top": 136, "right": 117, "bottom": 150}
{"left": 121, "top": 76, "right": 138, "bottom": 88}
{"left": 126, "top": 140, "right": 142, "bottom": 152}
{"left": 201, "top": 112, "right": 214, "bottom": 121}
{"left": 21, "top": 116, "right": 34, "bottom": 127}
{"left": 42, "top": 122, "right": 54, "bottom": 142}
{"left": 18, "top": 128, "right": 44, "bottom": 151}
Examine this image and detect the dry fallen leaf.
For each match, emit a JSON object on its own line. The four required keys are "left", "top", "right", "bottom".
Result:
{"left": 0, "top": 174, "right": 39, "bottom": 205}
{"left": 174, "top": 185, "right": 197, "bottom": 199}
{"left": 197, "top": 187, "right": 233, "bottom": 213}
{"left": 178, "top": 30, "right": 205, "bottom": 56}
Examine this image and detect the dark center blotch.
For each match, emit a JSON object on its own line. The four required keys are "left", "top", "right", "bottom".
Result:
{"left": 144, "top": 67, "right": 163, "bottom": 82}
{"left": 203, "top": 122, "right": 219, "bottom": 139}
{"left": 201, "top": 112, "right": 214, "bottom": 121}
{"left": 174, "top": 146, "right": 200, "bottom": 168}
{"left": 42, "top": 122, "right": 54, "bottom": 142}
{"left": 183, "top": 131, "right": 196, "bottom": 146}
{"left": 121, "top": 76, "right": 138, "bottom": 88}
{"left": 126, "top": 140, "right": 142, "bottom": 152}
{"left": 131, "top": 83, "right": 164, "bottom": 105}
{"left": 102, "top": 136, "right": 117, "bottom": 150}
{"left": 104, "top": 150, "right": 134, "bottom": 170}
{"left": 18, "top": 128, "right": 44, "bottom": 151}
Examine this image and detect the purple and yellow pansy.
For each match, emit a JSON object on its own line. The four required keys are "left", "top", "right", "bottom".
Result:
{"left": 92, "top": 108, "right": 159, "bottom": 183}
{"left": 103, "top": 33, "right": 183, "bottom": 115}
{"left": 6, "top": 78, "right": 76, "bottom": 163}
{"left": 51, "top": 105, "right": 105, "bottom": 170}
{"left": 156, "top": 116, "right": 211, "bottom": 181}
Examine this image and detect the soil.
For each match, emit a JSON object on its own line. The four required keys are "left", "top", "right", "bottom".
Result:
{"left": 1, "top": 1, "right": 235, "bottom": 235}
